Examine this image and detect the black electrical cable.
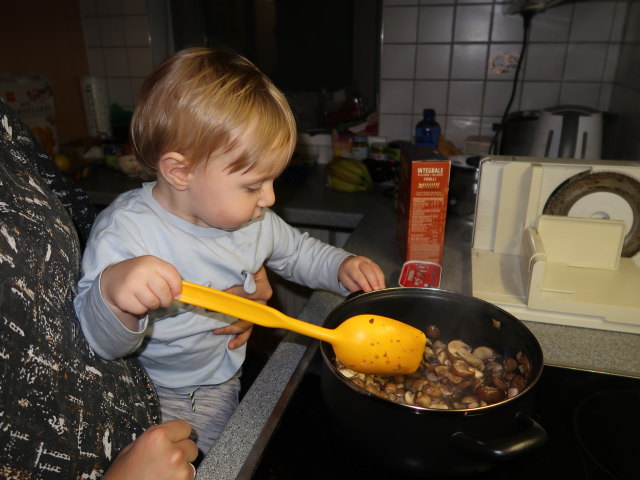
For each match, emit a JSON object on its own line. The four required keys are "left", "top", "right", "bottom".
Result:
{"left": 488, "top": 10, "right": 536, "bottom": 155}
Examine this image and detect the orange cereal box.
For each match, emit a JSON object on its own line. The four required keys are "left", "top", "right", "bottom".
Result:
{"left": 395, "top": 143, "right": 450, "bottom": 266}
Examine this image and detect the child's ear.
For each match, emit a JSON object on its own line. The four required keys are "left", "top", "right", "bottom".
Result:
{"left": 158, "top": 152, "right": 189, "bottom": 190}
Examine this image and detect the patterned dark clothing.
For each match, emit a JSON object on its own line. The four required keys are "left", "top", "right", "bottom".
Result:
{"left": 0, "top": 99, "right": 160, "bottom": 478}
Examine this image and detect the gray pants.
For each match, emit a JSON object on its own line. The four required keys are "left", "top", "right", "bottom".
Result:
{"left": 154, "top": 373, "right": 241, "bottom": 455}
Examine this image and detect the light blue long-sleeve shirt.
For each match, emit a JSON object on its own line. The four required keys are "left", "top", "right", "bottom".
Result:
{"left": 74, "top": 182, "right": 352, "bottom": 390}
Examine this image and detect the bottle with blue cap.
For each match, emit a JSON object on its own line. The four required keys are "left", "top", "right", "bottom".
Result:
{"left": 415, "top": 109, "right": 441, "bottom": 147}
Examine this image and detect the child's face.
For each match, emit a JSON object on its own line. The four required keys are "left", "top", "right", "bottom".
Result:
{"left": 186, "top": 146, "right": 277, "bottom": 231}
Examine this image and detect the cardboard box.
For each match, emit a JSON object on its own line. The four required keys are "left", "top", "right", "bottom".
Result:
{"left": 0, "top": 74, "right": 59, "bottom": 156}
{"left": 396, "top": 144, "right": 450, "bottom": 266}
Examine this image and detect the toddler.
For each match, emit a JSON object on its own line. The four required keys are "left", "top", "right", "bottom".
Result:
{"left": 74, "top": 47, "right": 386, "bottom": 455}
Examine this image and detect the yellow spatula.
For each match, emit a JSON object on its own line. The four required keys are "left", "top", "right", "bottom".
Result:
{"left": 179, "top": 281, "right": 426, "bottom": 375}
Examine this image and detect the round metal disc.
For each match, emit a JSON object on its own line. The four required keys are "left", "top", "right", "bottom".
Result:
{"left": 542, "top": 171, "right": 640, "bottom": 257}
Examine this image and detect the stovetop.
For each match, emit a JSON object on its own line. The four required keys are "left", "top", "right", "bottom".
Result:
{"left": 251, "top": 351, "right": 639, "bottom": 480}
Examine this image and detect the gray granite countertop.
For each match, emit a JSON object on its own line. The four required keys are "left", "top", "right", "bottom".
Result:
{"left": 195, "top": 164, "right": 640, "bottom": 480}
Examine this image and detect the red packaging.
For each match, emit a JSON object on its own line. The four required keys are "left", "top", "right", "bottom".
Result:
{"left": 396, "top": 144, "right": 450, "bottom": 265}
{"left": 398, "top": 260, "right": 442, "bottom": 288}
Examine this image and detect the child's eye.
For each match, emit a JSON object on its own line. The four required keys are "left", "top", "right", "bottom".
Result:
{"left": 246, "top": 186, "right": 262, "bottom": 195}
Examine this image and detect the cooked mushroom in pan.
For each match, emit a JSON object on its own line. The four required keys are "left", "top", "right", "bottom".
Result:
{"left": 335, "top": 324, "right": 532, "bottom": 410}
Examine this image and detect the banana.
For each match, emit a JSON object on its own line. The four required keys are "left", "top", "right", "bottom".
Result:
{"left": 327, "top": 158, "right": 373, "bottom": 187}
{"left": 326, "top": 163, "right": 364, "bottom": 185}
{"left": 326, "top": 174, "right": 370, "bottom": 192}
{"left": 332, "top": 157, "right": 368, "bottom": 177}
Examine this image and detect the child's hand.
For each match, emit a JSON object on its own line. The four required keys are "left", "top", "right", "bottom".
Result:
{"left": 213, "top": 266, "right": 273, "bottom": 349}
{"left": 100, "top": 255, "right": 182, "bottom": 330}
{"left": 338, "top": 256, "right": 386, "bottom": 293}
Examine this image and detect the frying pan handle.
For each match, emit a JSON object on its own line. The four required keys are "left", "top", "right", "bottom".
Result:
{"left": 452, "top": 412, "right": 547, "bottom": 461}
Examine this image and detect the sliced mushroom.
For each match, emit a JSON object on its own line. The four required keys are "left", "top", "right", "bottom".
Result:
{"left": 404, "top": 390, "right": 416, "bottom": 405}
{"left": 415, "top": 393, "right": 432, "bottom": 408}
{"left": 451, "top": 359, "right": 476, "bottom": 379}
{"left": 474, "top": 385, "right": 505, "bottom": 404}
{"left": 447, "top": 340, "right": 484, "bottom": 369}
{"left": 472, "top": 346, "right": 496, "bottom": 361}
{"left": 504, "top": 356, "right": 518, "bottom": 373}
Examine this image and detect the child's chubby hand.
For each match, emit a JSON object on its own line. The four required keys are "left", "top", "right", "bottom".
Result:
{"left": 338, "top": 255, "right": 386, "bottom": 293}
{"left": 100, "top": 255, "right": 182, "bottom": 328}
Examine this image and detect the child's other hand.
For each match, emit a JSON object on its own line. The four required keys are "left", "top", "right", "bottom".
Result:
{"left": 213, "top": 265, "right": 273, "bottom": 349}
{"left": 338, "top": 256, "right": 386, "bottom": 293}
{"left": 101, "top": 255, "right": 182, "bottom": 329}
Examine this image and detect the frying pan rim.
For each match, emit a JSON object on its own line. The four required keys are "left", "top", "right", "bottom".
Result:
{"left": 320, "top": 287, "right": 544, "bottom": 414}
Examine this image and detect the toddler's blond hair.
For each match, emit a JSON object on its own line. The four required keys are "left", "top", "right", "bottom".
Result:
{"left": 131, "top": 47, "right": 297, "bottom": 177}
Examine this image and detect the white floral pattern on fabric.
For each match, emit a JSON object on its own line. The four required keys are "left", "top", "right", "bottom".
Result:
{"left": 0, "top": 99, "right": 160, "bottom": 478}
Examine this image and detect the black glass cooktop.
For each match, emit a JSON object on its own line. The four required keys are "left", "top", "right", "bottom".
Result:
{"left": 251, "top": 351, "right": 639, "bottom": 480}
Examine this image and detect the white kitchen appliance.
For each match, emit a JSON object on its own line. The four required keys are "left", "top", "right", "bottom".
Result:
{"left": 471, "top": 155, "right": 640, "bottom": 334}
{"left": 529, "top": 105, "right": 603, "bottom": 160}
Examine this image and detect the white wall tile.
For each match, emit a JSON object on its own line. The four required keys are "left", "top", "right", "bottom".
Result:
{"left": 124, "top": 15, "right": 151, "bottom": 47}
{"left": 523, "top": 44, "right": 566, "bottom": 81}
{"left": 385, "top": 0, "right": 419, "bottom": 5}
{"left": 598, "top": 83, "right": 613, "bottom": 112}
{"left": 414, "top": 80, "right": 448, "bottom": 115}
{"left": 417, "top": 6, "right": 454, "bottom": 42}
{"left": 383, "top": 6, "right": 419, "bottom": 43}
{"left": 106, "top": 78, "right": 133, "bottom": 108}
{"left": 420, "top": 0, "right": 454, "bottom": 4}
{"left": 603, "top": 44, "right": 621, "bottom": 82}
{"left": 559, "top": 82, "right": 601, "bottom": 109}
{"left": 96, "top": 0, "right": 123, "bottom": 16}
{"left": 127, "top": 48, "right": 154, "bottom": 77}
{"left": 379, "top": 113, "right": 414, "bottom": 141}
{"left": 451, "top": 44, "right": 487, "bottom": 80}
{"left": 564, "top": 43, "right": 608, "bottom": 82}
{"left": 491, "top": 8, "right": 525, "bottom": 42}
{"left": 520, "top": 82, "right": 561, "bottom": 111}
{"left": 415, "top": 44, "right": 451, "bottom": 79}
{"left": 454, "top": 5, "right": 492, "bottom": 42}
{"left": 529, "top": 4, "right": 572, "bottom": 42}
{"left": 610, "top": 2, "right": 628, "bottom": 42}
{"left": 83, "top": 17, "right": 101, "bottom": 47}
{"left": 380, "top": 80, "right": 414, "bottom": 114}
{"left": 122, "top": 0, "right": 147, "bottom": 15}
{"left": 570, "top": 1, "right": 615, "bottom": 42}
{"left": 130, "top": 77, "right": 146, "bottom": 104}
{"left": 483, "top": 80, "right": 520, "bottom": 116}
{"left": 104, "top": 48, "right": 130, "bottom": 76}
{"left": 86, "top": 48, "right": 106, "bottom": 76}
{"left": 381, "top": 44, "right": 417, "bottom": 79}
{"left": 444, "top": 115, "right": 481, "bottom": 146}
{"left": 623, "top": 1, "right": 640, "bottom": 42}
{"left": 78, "top": 0, "right": 98, "bottom": 16}
{"left": 99, "top": 16, "right": 126, "bottom": 47}
{"left": 448, "top": 81, "right": 484, "bottom": 115}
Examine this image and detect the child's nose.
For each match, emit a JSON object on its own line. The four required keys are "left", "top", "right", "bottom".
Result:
{"left": 258, "top": 183, "right": 275, "bottom": 207}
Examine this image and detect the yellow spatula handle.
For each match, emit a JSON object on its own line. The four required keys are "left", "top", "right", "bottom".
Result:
{"left": 178, "top": 281, "right": 337, "bottom": 344}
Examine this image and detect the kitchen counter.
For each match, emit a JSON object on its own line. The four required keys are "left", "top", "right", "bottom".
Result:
{"left": 189, "top": 165, "right": 640, "bottom": 480}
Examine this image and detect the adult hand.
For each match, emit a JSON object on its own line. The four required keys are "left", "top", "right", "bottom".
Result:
{"left": 215, "top": 266, "right": 273, "bottom": 349}
{"left": 103, "top": 420, "right": 198, "bottom": 480}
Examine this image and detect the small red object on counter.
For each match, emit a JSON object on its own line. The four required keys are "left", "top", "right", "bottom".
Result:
{"left": 398, "top": 260, "right": 442, "bottom": 288}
